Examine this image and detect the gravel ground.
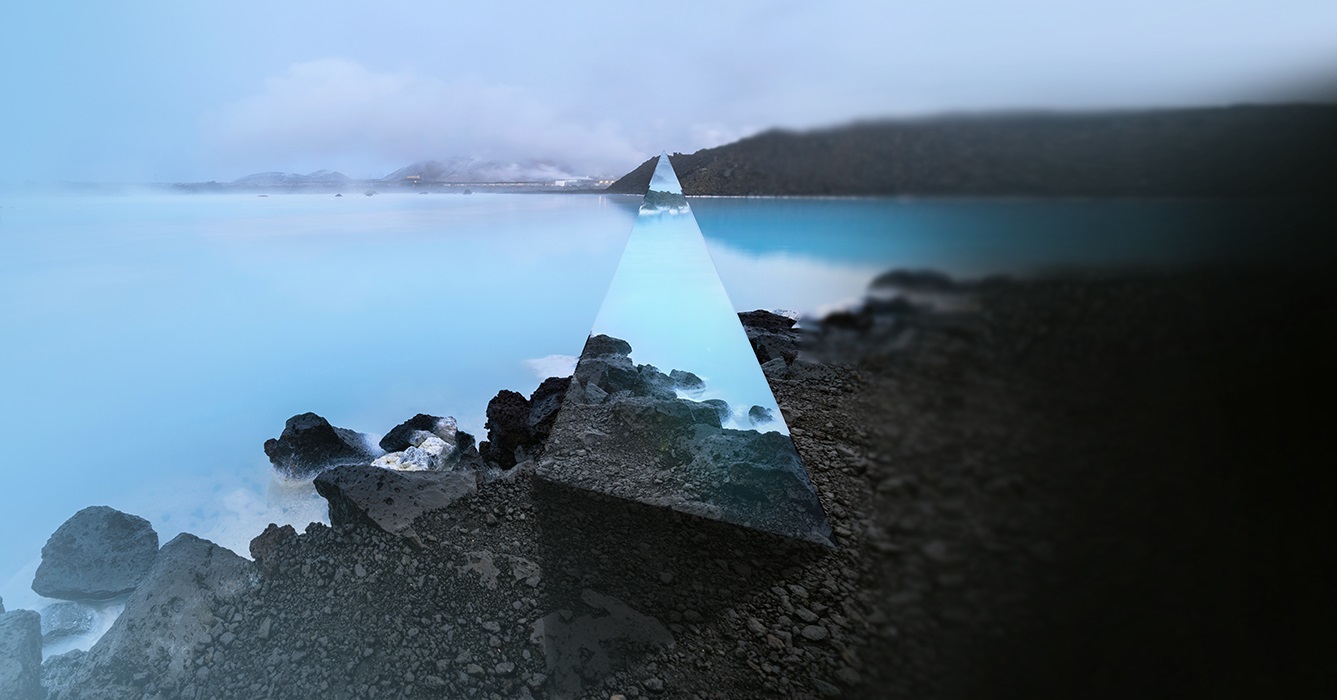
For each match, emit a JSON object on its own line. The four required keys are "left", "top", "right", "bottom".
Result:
{"left": 36, "top": 266, "right": 1335, "bottom": 699}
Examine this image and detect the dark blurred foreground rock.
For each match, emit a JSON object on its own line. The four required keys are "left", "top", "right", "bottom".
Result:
{"left": 31, "top": 506, "right": 159, "bottom": 601}
{"left": 263, "top": 412, "right": 380, "bottom": 479}
{"left": 0, "top": 610, "right": 41, "bottom": 700}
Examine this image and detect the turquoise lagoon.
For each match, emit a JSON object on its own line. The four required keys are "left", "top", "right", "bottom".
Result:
{"left": 0, "top": 190, "right": 1268, "bottom": 615}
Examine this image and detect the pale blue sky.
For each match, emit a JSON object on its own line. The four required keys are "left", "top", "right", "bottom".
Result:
{"left": 2, "top": 1, "right": 1335, "bottom": 183}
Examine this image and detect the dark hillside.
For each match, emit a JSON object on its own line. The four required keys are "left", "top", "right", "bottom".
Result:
{"left": 608, "top": 105, "right": 1337, "bottom": 197}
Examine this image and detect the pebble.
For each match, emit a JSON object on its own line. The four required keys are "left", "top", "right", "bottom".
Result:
{"left": 800, "top": 625, "right": 829, "bottom": 642}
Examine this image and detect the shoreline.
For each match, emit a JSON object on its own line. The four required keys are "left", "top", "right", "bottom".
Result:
{"left": 3, "top": 264, "right": 1334, "bottom": 698}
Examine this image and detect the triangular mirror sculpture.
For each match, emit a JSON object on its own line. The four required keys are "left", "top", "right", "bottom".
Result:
{"left": 537, "top": 154, "right": 833, "bottom": 547}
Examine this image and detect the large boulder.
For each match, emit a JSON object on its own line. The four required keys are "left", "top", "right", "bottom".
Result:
{"left": 45, "top": 534, "right": 259, "bottom": 699}
{"left": 0, "top": 610, "right": 42, "bottom": 700}
{"left": 314, "top": 465, "right": 477, "bottom": 545}
{"left": 480, "top": 390, "right": 531, "bottom": 469}
{"left": 527, "top": 376, "right": 571, "bottom": 441}
{"left": 263, "top": 412, "right": 379, "bottom": 479}
{"left": 32, "top": 506, "right": 159, "bottom": 600}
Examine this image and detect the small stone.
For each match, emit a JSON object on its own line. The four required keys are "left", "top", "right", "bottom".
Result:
{"left": 466, "top": 664, "right": 484, "bottom": 676}
{"left": 800, "top": 625, "right": 829, "bottom": 642}
{"left": 495, "top": 661, "right": 515, "bottom": 676}
{"left": 658, "top": 572, "right": 673, "bottom": 584}
{"left": 354, "top": 563, "right": 367, "bottom": 578}
{"left": 527, "top": 673, "right": 548, "bottom": 689}
{"left": 812, "top": 678, "right": 841, "bottom": 697}
{"left": 643, "top": 677, "right": 665, "bottom": 693}
{"left": 257, "top": 617, "right": 272, "bottom": 640}
{"left": 795, "top": 607, "right": 819, "bottom": 623}
{"left": 836, "top": 667, "right": 862, "bottom": 686}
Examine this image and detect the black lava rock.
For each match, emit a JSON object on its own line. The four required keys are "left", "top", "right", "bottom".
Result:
{"left": 32, "top": 506, "right": 159, "bottom": 601}
{"left": 738, "top": 310, "right": 797, "bottom": 332}
{"left": 482, "top": 390, "right": 531, "bottom": 469}
{"left": 581, "top": 334, "right": 633, "bottom": 357}
{"left": 528, "top": 376, "right": 572, "bottom": 441}
{"left": 263, "top": 412, "right": 379, "bottom": 479}
{"left": 379, "top": 413, "right": 451, "bottom": 453}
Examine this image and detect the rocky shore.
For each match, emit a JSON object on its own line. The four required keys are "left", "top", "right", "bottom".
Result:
{"left": 3, "top": 265, "right": 1332, "bottom": 699}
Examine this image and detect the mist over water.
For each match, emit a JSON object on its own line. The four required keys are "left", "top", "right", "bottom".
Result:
{"left": 0, "top": 190, "right": 1267, "bottom": 615}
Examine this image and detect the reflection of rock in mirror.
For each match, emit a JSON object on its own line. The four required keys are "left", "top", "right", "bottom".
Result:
{"left": 537, "top": 153, "right": 832, "bottom": 547}
{"left": 640, "top": 189, "right": 688, "bottom": 212}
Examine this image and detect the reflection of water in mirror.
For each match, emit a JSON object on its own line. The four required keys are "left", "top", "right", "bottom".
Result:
{"left": 588, "top": 205, "right": 786, "bottom": 435}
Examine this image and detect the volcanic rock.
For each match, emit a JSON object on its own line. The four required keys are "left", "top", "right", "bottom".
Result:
{"left": 263, "top": 412, "right": 379, "bottom": 479}
{"left": 527, "top": 376, "right": 571, "bottom": 441}
{"left": 43, "top": 534, "right": 257, "bottom": 700}
{"left": 0, "top": 610, "right": 41, "bottom": 700}
{"left": 313, "top": 464, "right": 477, "bottom": 544}
{"left": 581, "top": 334, "right": 633, "bottom": 357}
{"left": 32, "top": 506, "right": 159, "bottom": 600}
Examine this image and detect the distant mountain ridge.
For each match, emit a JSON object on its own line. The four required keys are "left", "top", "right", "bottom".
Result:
{"left": 231, "top": 170, "right": 350, "bottom": 187}
{"left": 608, "top": 105, "right": 1337, "bottom": 197}
{"left": 382, "top": 158, "right": 580, "bottom": 183}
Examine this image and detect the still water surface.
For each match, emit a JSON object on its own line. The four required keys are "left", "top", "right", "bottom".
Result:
{"left": 0, "top": 191, "right": 1260, "bottom": 615}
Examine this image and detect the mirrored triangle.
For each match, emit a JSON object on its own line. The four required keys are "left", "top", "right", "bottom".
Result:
{"left": 537, "top": 154, "right": 833, "bottom": 547}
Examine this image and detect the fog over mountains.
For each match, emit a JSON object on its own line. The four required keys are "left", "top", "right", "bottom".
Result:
{"left": 232, "top": 158, "right": 587, "bottom": 187}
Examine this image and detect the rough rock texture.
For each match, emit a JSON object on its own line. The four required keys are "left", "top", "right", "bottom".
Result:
{"left": 479, "top": 377, "right": 572, "bottom": 470}
{"left": 32, "top": 506, "right": 159, "bottom": 600}
{"left": 263, "top": 412, "right": 379, "bottom": 479}
{"left": 45, "top": 534, "right": 259, "bottom": 700}
{"left": 40, "top": 650, "right": 85, "bottom": 698}
{"left": 313, "top": 465, "right": 477, "bottom": 545}
{"left": 740, "top": 310, "right": 801, "bottom": 366}
{"left": 0, "top": 610, "right": 41, "bottom": 700}
{"left": 582, "top": 333, "right": 632, "bottom": 357}
{"left": 480, "top": 390, "right": 532, "bottom": 469}
{"left": 527, "top": 376, "right": 571, "bottom": 442}
{"left": 248, "top": 523, "right": 297, "bottom": 575}
{"left": 39, "top": 602, "right": 97, "bottom": 642}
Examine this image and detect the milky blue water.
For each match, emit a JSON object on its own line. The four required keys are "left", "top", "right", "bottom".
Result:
{"left": 0, "top": 191, "right": 1262, "bottom": 614}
